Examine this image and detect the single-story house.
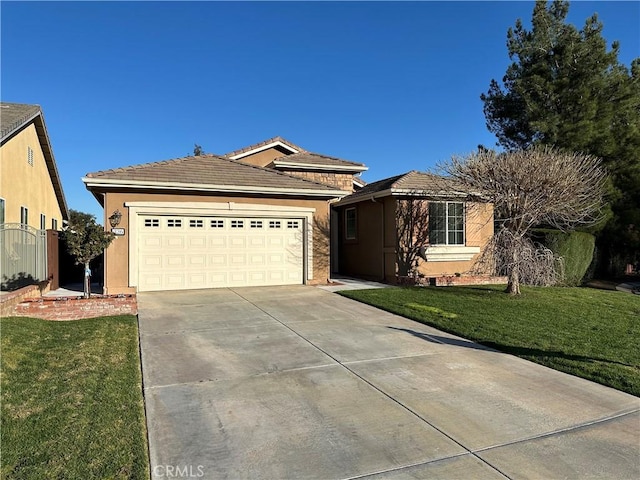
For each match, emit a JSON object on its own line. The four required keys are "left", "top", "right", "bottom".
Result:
{"left": 82, "top": 137, "right": 366, "bottom": 294}
{"left": 332, "top": 171, "right": 494, "bottom": 283}
{"left": 83, "top": 138, "right": 495, "bottom": 294}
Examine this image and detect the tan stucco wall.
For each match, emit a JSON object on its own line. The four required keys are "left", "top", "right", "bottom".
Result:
{"left": 100, "top": 191, "right": 332, "bottom": 294}
{"left": 338, "top": 199, "right": 494, "bottom": 282}
{"left": 235, "top": 147, "right": 290, "bottom": 167}
{"left": 416, "top": 202, "right": 494, "bottom": 277}
{"left": 0, "top": 124, "right": 63, "bottom": 229}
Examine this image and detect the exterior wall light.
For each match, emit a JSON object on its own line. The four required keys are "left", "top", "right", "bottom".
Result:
{"left": 109, "top": 210, "right": 122, "bottom": 228}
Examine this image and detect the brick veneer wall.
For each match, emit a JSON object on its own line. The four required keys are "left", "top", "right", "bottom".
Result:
{"left": 1, "top": 283, "right": 51, "bottom": 317}
{"left": 396, "top": 275, "right": 508, "bottom": 287}
{"left": 11, "top": 295, "right": 137, "bottom": 321}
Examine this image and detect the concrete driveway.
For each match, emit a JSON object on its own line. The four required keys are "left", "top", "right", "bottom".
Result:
{"left": 138, "top": 286, "right": 639, "bottom": 479}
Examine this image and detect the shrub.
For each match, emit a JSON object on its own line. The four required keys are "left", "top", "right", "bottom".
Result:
{"left": 531, "top": 230, "right": 596, "bottom": 286}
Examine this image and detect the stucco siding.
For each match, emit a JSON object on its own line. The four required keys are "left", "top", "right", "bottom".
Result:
{"left": 338, "top": 200, "right": 385, "bottom": 280}
{"left": 0, "top": 124, "right": 63, "bottom": 229}
{"left": 416, "top": 202, "right": 494, "bottom": 277}
{"left": 235, "top": 147, "right": 292, "bottom": 167}
{"left": 101, "top": 191, "right": 331, "bottom": 294}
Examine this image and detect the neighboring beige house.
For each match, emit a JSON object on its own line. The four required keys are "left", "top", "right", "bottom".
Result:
{"left": 332, "top": 171, "right": 494, "bottom": 283}
{"left": 0, "top": 102, "right": 69, "bottom": 229}
{"left": 83, "top": 137, "right": 367, "bottom": 294}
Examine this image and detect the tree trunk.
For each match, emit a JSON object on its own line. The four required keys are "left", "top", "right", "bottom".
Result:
{"left": 84, "top": 261, "right": 91, "bottom": 299}
{"left": 506, "top": 247, "right": 521, "bottom": 295}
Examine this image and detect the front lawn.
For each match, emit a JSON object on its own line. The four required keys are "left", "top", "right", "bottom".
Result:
{"left": 1, "top": 315, "right": 149, "bottom": 479}
{"left": 340, "top": 286, "right": 640, "bottom": 397}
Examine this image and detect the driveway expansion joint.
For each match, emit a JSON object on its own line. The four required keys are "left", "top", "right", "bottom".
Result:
{"left": 472, "top": 407, "right": 640, "bottom": 454}
{"left": 229, "top": 287, "right": 514, "bottom": 480}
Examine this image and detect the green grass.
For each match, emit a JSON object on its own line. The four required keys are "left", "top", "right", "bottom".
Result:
{"left": 340, "top": 286, "right": 640, "bottom": 397}
{"left": 1, "top": 315, "right": 149, "bottom": 479}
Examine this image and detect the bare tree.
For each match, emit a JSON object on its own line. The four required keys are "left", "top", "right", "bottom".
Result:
{"left": 442, "top": 146, "right": 607, "bottom": 294}
{"left": 395, "top": 198, "right": 430, "bottom": 278}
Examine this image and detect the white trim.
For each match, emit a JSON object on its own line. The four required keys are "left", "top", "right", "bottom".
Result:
{"left": 82, "top": 177, "right": 348, "bottom": 198}
{"left": 333, "top": 188, "right": 472, "bottom": 207}
{"left": 352, "top": 177, "right": 366, "bottom": 188}
{"left": 228, "top": 141, "right": 299, "bottom": 160}
{"left": 345, "top": 207, "right": 357, "bottom": 240}
{"left": 271, "top": 160, "right": 368, "bottom": 172}
{"left": 423, "top": 246, "right": 480, "bottom": 262}
{"left": 126, "top": 201, "right": 315, "bottom": 288}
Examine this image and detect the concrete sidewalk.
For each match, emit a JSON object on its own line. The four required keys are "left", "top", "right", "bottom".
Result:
{"left": 138, "top": 286, "right": 639, "bottom": 480}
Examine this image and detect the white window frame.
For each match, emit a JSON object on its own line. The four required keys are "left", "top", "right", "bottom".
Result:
{"left": 345, "top": 207, "right": 357, "bottom": 240}
{"left": 52, "top": 218, "right": 58, "bottom": 230}
{"left": 40, "top": 213, "right": 46, "bottom": 230}
{"left": 20, "top": 206, "right": 28, "bottom": 226}
{"left": 429, "top": 201, "right": 465, "bottom": 246}
{"left": 0, "top": 198, "right": 5, "bottom": 224}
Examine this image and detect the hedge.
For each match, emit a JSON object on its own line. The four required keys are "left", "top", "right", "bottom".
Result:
{"left": 531, "top": 230, "right": 596, "bottom": 286}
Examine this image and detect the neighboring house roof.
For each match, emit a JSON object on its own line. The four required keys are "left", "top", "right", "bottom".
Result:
{"left": 269, "top": 152, "right": 368, "bottom": 173}
{"left": 0, "top": 102, "right": 70, "bottom": 220}
{"left": 83, "top": 154, "right": 350, "bottom": 203}
{"left": 225, "top": 136, "right": 306, "bottom": 160}
{"left": 335, "top": 170, "right": 479, "bottom": 206}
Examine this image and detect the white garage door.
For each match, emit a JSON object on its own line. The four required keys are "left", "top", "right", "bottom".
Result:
{"left": 137, "top": 215, "right": 304, "bottom": 292}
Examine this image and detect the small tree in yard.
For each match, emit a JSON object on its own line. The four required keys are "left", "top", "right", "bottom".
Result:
{"left": 442, "top": 146, "right": 607, "bottom": 295}
{"left": 63, "top": 210, "right": 115, "bottom": 298}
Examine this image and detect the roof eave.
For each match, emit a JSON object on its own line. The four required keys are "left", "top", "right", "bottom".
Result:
{"left": 228, "top": 140, "right": 300, "bottom": 160}
{"left": 34, "top": 113, "right": 70, "bottom": 220}
{"left": 82, "top": 177, "right": 350, "bottom": 199}
{"left": 333, "top": 187, "right": 487, "bottom": 207}
{"left": 271, "top": 161, "right": 368, "bottom": 173}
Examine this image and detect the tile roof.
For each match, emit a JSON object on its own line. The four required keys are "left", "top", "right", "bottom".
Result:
{"left": 1, "top": 102, "right": 42, "bottom": 142}
{"left": 338, "top": 170, "right": 470, "bottom": 203}
{"left": 224, "top": 136, "right": 306, "bottom": 158}
{"left": 0, "top": 102, "right": 69, "bottom": 220}
{"left": 271, "top": 152, "right": 367, "bottom": 170}
{"left": 84, "top": 154, "right": 346, "bottom": 193}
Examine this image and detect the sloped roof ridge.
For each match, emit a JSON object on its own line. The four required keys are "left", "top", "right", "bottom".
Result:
{"left": 274, "top": 150, "right": 366, "bottom": 167}
{"left": 0, "top": 102, "right": 42, "bottom": 141}
{"left": 85, "top": 153, "right": 342, "bottom": 191}
{"left": 232, "top": 156, "right": 343, "bottom": 190}
{"left": 224, "top": 136, "right": 307, "bottom": 158}
{"left": 85, "top": 154, "right": 220, "bottom": 177}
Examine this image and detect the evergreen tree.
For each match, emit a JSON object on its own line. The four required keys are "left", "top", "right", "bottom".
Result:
{"left": 481, "top": 0, "right": 640, "bottom": 273}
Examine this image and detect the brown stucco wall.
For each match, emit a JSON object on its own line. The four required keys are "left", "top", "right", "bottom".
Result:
{"left": 100, "top": 190, "right": 332, "bottom": 294}
{"left": 233, "top": 147, "right": 291, "bottom": 167}
{"left": 0, "top": 124, "right": 64, "bottom": 229}
{"left": 337, "top": 198, "right": 388, "bottom": 281}
{"left": 337, "top": 198, "right": 494, "bottom": 282}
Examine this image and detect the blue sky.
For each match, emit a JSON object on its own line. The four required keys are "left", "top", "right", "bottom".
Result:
{"left": 2, "top": 1, "right": 639, "bottom": 222}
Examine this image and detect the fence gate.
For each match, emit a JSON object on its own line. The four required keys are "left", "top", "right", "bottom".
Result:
{"left": 0, "top": 224, "right": 47, "bottom": 290}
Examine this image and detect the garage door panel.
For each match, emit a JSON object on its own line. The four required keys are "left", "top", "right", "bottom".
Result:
{"left": 209, "top": 237, "right": 226, "bottom": 247}
{"left": 209, "top": 254, "right": 227, "bottom": 266}
{"left": 138, "top": 215, "right": 304, "bottom": 291}
{"left": 165, "top": 236, "right": 186, "bottom": 248}
{"left": 188, "top": 236, "right": 207, "bottom": 248}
